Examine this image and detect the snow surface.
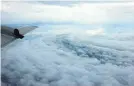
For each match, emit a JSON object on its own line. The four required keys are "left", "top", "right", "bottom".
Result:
{"left": 1, "top": 26, "right": 134, "bottom": 86}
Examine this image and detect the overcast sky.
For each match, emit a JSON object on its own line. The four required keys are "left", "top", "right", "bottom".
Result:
{"left": 1, "top": 1, "right": 134, "bottom": 35}
{"left": 1, "top": 1, "right": 134, "bottom": 24}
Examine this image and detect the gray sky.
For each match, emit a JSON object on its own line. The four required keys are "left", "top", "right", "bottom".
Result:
{"left": 1, "top": 1, "right": 134, "bottom": 25}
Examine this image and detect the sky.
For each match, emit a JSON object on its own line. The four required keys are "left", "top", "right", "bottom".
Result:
{"left": 1, "top": 2, "right": 134, "bottom": 85}
{"left": 1, "top": 1, "right": 134, "bottom": 35}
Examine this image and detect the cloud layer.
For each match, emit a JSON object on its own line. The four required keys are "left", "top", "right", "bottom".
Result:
{"left": 2, "top": 26, "right": 134, "bottom": 86}
{"left": 1, "top": 1, "right": 134, "bottom": 25}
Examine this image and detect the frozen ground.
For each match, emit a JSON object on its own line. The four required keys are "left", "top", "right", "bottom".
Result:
{"left": 1, "top": 26, "right": 134, "bottom": 86}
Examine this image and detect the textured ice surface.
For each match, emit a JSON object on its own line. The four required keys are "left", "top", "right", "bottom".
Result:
{"left": 1, "top": 26, "right": 134, "bottom": 86}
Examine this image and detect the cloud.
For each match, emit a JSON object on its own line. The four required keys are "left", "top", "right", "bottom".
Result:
{"left": 40, "top": 26, "right": 105, "bottom": 37}
{"left": 86, "top": 28, "right": 105, "bottom": 36}
{"left": 1, "top": 1, "right": 134, "bottom": 25}
{"left": 2, "top": 24, "right": 134, "bottom": 86}
{"left": 2, "top": 0, "right": 134, "bottom": 1}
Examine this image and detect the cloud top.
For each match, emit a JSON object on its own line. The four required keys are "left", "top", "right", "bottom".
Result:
{"left": 1, "top": 1, "right": 134, "bottom": 25}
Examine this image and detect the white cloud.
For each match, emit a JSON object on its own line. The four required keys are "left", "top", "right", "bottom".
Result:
{"left": 86, "top": 28, "right": 105, "bottom": 36}
{"left": 44, "top": 27, "right": 105, "bottom": 37}
{"left": 2, "top": 25, "right": 134, "bottom": 86}
{"left": 2, "top": 0, "right": 134, "bottom": 1}
{"left": 1, "top": 1, "right": 134, "bottom": 24}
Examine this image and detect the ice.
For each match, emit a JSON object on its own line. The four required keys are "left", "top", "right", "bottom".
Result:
{"left": 1, "top": 26, "right": 134, "bottom": 86}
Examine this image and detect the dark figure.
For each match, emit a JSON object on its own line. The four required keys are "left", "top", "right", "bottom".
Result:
{"left": 14, "top": 29, "right": 24, "bottom": 39}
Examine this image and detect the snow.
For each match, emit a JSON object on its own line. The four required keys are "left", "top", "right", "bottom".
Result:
{"left": 1, "top": 26, "right": 134, "bottom": 86}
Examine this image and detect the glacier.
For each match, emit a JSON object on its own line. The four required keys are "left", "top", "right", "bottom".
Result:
{"left": 1, "top": 25, "right": 134, "bottom": 86}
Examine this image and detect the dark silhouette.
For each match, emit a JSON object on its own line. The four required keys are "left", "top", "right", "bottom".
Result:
{"left": 14, "top": 29, "right": 24, "bottom": 39}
